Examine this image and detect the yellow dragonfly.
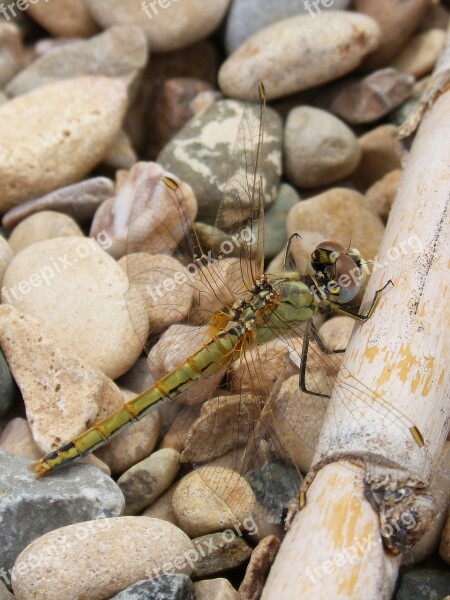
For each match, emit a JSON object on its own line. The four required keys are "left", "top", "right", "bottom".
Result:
{"left": 31, "top": 83, "right": 423, "bottom": 522}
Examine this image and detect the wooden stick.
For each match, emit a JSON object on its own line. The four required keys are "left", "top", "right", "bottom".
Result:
{"left": 263, "top": 41, "right": 450, "bottom": 600}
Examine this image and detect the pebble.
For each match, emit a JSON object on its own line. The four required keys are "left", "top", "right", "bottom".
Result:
{"left": 392, "top": 29, "right": 446, "bottom": 79}
{"left": 146, "top": 77, "right": 215, "bottom": 160}
{"left": 172, "top": 468, "right": 256, "bottom": 537}
{"left": 2, "top": 237, "right": 145, "bottom": 379}
{"left": 83, "top": 0, "right": 231, "bottom": 53}
{"left": 441, "top": 509, "right": 450, "bottom": 563}
{"left": 0, "top": 348, "right": 16, "bottom": 419}
{"left": 330, "top": 68, "right": 414, "bottom": 125}
{"left": 8, "top": 211, "right": 83, "bottom": 254}
{"left": 284, "top": 106, "right": 361, "bottom": 188}
{"left": 218, "top": 12, "right": 381, "bottom": 101}
{"left": 354, "top": 0, "right": 429, "bottom": 71}
{"left": 6, "top": 26, "right": 148, "bottom": 98}
{"left": 287, "top": 188, "right": 385, "bottom": 271}
{"left": 0, "top": 76, "right": 127, "bottom": 213}
{"left": 11, "top": 517, "right": 194, "bottom": 600}
{"left": 90, "top": 162, "right": 197, "bottom": 259}
{"left": 224, "top": 0, "right": 351, "bottom": 54}
{"left": 94, "top": 388, "right": 161, "bottom": 475}
{"left": 118, "top": 448, "right": 180, "bottom": 515}
{"left": 158, "top": 98, "right": 282, "bottom": 224}
{"left": 142, "top": 485, "right": 178, "bottom": 525}
{"left": 264, "top": 184, "right": 300, "bottom": 259}
{"left": 102, "top": 129, "right": 138, "bottom": 171}
{"left": 0, "top": 449, "right": 124, "bottom": 578}
{"left": 396, "top": 568, "right": 450, "bottom": 600}
{"left": 353, "top": 124, "right": 404, "bottom": 190}
{"left": 191, "top": 532, "right": 252, "bottom": 578}
{"left": 2, "top": 177, "right": 115, "bottom": 232}
{"left": 0, "top": 23, "right": 24, "bottom": 87}
{"left": 0, "top": 305, "right": 124, "bottom": 452}
{"left": 318, "top": 316, "right": 355, "bottom": 352}
{"left": 195, "top": 578, "right": 239, "bottom": 600}
{"left": 365, "top": 169, "right": 402, "bottom": 222}
{"left": 239, "top": 536, "right": 281, "bottom": 600}
{"left": 26, "top": 0, "right": 98, "bottom": 38}
{"left": 0, "top": 417, "right": 42, "bottom": 460}
{"left": 161, "top": 405, "right": 201, "bottom": 453}
{"left": 112, "top": 575, "right": 196, "bottom": 600}
{"left": 117, "top": 356, "right": 155, "bottom": 394}
{"left": 148, "top": 324, "right": 226, "bottom": 406}
{"left": 0, "top": 236, "right": 13, "bottom": 283}
{"left": 0, "top": 582, "right": 14, "bottom": 599}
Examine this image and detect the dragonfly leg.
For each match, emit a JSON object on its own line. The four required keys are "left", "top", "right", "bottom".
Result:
{"left": 283, "top": 233, "right": 302, "bottom": 270}
{"left": 309, "top": 323, "right": 346, "bottom": 355}
{"left": 328, "top": 279, "right": 394, "bottom": 322}
{"left": 299, "top": 331, "right": 330, "bottom": 399}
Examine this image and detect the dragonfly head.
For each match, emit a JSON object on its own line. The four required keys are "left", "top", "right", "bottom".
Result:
{"left": 310, "top": 241, "right": 369, "bottom": 305}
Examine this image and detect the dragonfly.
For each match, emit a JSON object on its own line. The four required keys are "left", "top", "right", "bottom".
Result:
{"left": 30, "top": 83, "right": 424, "bottom": 524}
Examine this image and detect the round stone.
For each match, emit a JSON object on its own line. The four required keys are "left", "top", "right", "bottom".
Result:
{"left": 218, "top": 12, "right": 381, "bottom": 100}
{"left": 284, "top": 106, "right": 361, "bottom": 188}
{"left": 353, "top": 125, "right": 404, "bottom": 190}
{"left": 2, "top": 237, "right": 146, "bottom": 379}
{"left": 83, "top": 0, "right": 231, "bottom": 53}
{"left": 11, "top": 517, "right": 194, "bottom": 600}
{"left": 8, "top": 211, "right": 83, "bottom": 254}
{"left": 0, "top": 76, "right": 127, "bottom": 213}
{"left": 365, "top": 169, "right": 402, "bottom": 222}
{"left": 26, "top": 0, "right": 98, "bottom": 37}
{"left": 391, "top": 29, "right": 446, "bottom": 78}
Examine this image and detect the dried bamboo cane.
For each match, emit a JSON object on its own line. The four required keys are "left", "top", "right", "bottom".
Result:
{"left": 262, "top": 34, "right": 450, "bottom": 600}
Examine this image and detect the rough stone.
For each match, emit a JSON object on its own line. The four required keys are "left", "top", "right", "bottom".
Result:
{"left": 111, "top": 575, "right": 196, "bottom": 600}
{"left": 191, "top": 533, "right": 252, "bottom": 579}
{"left": 239, "top": 536, "right": 281, "bottom": 600}
{"left": 8, "top": 211, "right": 83, "bottom": 254}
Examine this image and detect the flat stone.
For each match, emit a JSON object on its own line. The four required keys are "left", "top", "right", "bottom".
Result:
{"left": 1, "top": 177, "right": 115, "bottom": 232}
{"left": 94, "top": 388, "right": 161, "bottom": 476}
{"left": 0, "top": 348, "right": 16, "bottom": 419}
{"left": 195, "top": 578, "right": 239, "bottom": 600}
{"left": 11, "top": 517, "right": 194, "bottom": 600}
{"left": 239, "top": 536, "right": 281, "bottom": 600}
{"left": 287, "top": 188, "right": 385, "bottom": 271}
{"left": 353, "top": 125, "right": 404, "bottom": 190}
{"left": 111, "top": 575, "right": 196, "bottom": 600}
{"left": 102, "top": 129, "right": 137, "bottom": 171}
{"left": 7, "top": 211, "right": 83, "bottom": 254}
{"left": 284, "top": 106, "right": 361, "bottom": 187}
{"left": 90, "top": 162, "right": 197, "bottom": 259}
{"left": 27, "top": 0, "right": 98, "bottom": 37}
{"left": 83, "top": 0, "right": 231, "bottom": 53}
{"left": 365, "top": 169, "right": 402, "bottom": 222}
{"left": 396, "top": 568, "right": 450, "bottom": 600}
{"left": 263, "top": 184, "right": 300, "bottom": 259}
{"left": 0, "top": 449, "right": 124, "bottom": 579}
{"left": 158, "top": 99, "right": 282, "bottom": 224}
{"left": 2, "top": 237, "right": 145, "bottom": 379}
{"left": 218, "top": 12, "right": 380, "bottom": 100}
{"left": 354, "top": 0, "right": 429, "bottom": 71}
{"left": 224, "top": 0, "right": 351, "bottom": 54}
{"left": 118, "top": 448, "right": 180, "bottom": 515}
{"left": 0, "top": 23, "right": 24, "bottom": 88}
{"left": 330, "top": 68, "right": 414, "bottom": 125}
{"left": 146, "top": 77, "right": 214, "bottom": 160}
{"left": 0, "top": 76, "right": 127, "bottom": 213}
{"left": 191, "top": 533, "right": 252, "bottom": 579}
{"left": 172, "top": 468, "right": 256, "bottom": 537}
{"left": 6, "top": 26, "right": 148, "bottom": 97}
{"left": 392, "top": 29, "right": 446, "bottom": 78}
{"left": 0, "top": 305, "right": 124, "bottom": 453}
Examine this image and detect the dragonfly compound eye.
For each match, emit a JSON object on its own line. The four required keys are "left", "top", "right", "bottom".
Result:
{"left": 335, "top": 254, "right": 362, "bottom": 304}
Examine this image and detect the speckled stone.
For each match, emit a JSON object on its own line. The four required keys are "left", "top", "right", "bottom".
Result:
{"left": 264, "top": 184, "right": 300, "bottom": 260}
{"left": 239, "top": 536, "right": 281, "bottom": 600}
{"left": 284, "top": 106, "right": 361, "bottom": 187}
{"left": 224, "top": 0, "right": 351, "bottom": 54}
{"left": 83, "top": 0, "right": 231, "bottom": 53}
{"left": 111, "top": 575, "right": 196, "bottom": 600}
{"left": 195, "top": 578, "right": 239, "bottom": 600}
{"left": 0, "top": 449, "right": 124, "bottom": 578}
{"left": 27, "top": 0, "right": 98, "bottom": 37}
{"left": 191, "top": 533, "right": 252, "bottom": 578}
{"left": 396, "top": 568, "right": 450, "bottom": 600}
{"left": 0, "top": 77, "right": 127, "bottom": 212}
{"left": 219, "top": 12, "right": 381, "bottom": 100}
{"left": 1, "top": 177, "right": 115, "bottom": 232}
{"left": 158, "top": 99, "right": 282, "bottom": 224}
{"left": 11, "top": 517, "right": 194, "bottom": 600}
{"left": 8, "top": 211, "right": 83, "bottom": 254}
{"left": 6, "top": 26, "right": 148, "bottom": 97}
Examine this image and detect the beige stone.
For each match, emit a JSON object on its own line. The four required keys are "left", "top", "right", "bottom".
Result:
{"left": 0, "top": 77, "right": 127, "bottom": 212}
{"left": 27, "top": 0, "right": 98, "bottom": 37}
{"left": 0, "top": 236, "right": 13, "bottom": 284}
{"left": 354, "top": 125, "right": 404, "bottom": 190}
{"left": 11, "top": 517, "right": 194, "bottom": 600}
{"left": 195, "top": 578, "right": 239, "bottom": 600}
{"left": 392, "top": 29, "right": 446, "bottom": 79}
{"left": 8, "top": 211, "right": 83, "bottom": 254}
{"left": 365, "top": 169, "right": 403, "bottom": 221}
